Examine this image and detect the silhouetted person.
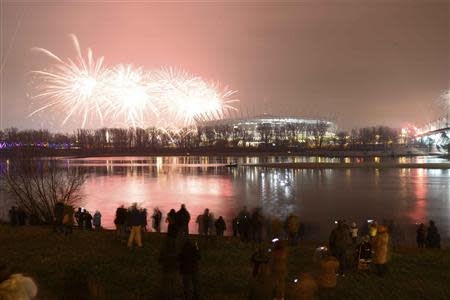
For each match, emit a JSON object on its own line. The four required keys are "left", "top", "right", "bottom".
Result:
{"left": 62, "top": 204, "right": 74, "bottom": 235}
{"left": 215, "top": 216, "right": 226, "bottom": 237}
{"left": 196, "top": 209, "right": 209, "bottom": 236}
{"left": 74, "top": 208, "right": 83, "bottom": 228}
{"left": 329, "top": 220, "right": 351, "bottom": 276}
{"left": 127, "top": 204, "right": 143, "bottom": 248}
{"left": 84, "top": 211, "right": 93, "bottom": 230}
{"left": 158, "top": 240, "right": 178, "bottom": 300}
{"left": 54, "top": 202, "right": 65, "bottom": 233}
{"left": 426, "top": 220, "right": 441, "bottom": 249}
{"left": 140, "top": 208, "right": 148, "bottom": 232}
{"left": 416, "top": 223, "right": 426, "bottom": 248}
{"left": 114, "top": 205, "right": 127, "bottom": 237}
{"left": 176, "top": 204, "right": 191, "bottom": 236}
{"left": 93, "top": 211, "right": 102, "bottom": 231}
{"left": 179, "top": 240, "right": 201, "bottom": 300}
{"left": 248, "top": 264, "right": 273, "bottom": 300}
{"left": 286, "top": 213, "right": 300, "bottom": 246}
{"left": 166, "top": 209, "right": 178, "bottom": 238}
{"left": 251, "top": 246, "right": 270, "bottom": 277}
{"left": 8, "top": 206, "right": 18, "bottom": 227}
{"left": 238, "top": 206, "right": 251, "bottom": 242}
{"left": 251, "top": 208, "right": 264, "bottom": 243}
{"left": 152, "top": 208, "right": 162, "bottom": 233}
{"left": 208, "top": 212, "right": 215, "bottom": 236}
{"left": 232, "top": 216, "right": 239, "bottom": 238}
{"left": 270, "top": 240, "right": 288, "bottom": 300}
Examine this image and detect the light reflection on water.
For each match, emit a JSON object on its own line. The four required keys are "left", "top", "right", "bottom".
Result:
{"left": 1, "top": 156, "right": 450, "bottom": 244}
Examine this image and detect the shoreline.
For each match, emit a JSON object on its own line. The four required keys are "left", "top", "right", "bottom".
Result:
{"left": 241, "top": 162, "right": 450, "bottom": 169}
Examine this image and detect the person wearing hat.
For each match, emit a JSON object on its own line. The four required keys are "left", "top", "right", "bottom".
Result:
{"left": 372, "top": 225, "right": 390, "bottom": 276}
{"left": 329, "top": 220, "right": 351, "bottom": 276}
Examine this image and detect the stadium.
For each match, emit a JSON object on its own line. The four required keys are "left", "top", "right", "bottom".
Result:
{"left": 197, "top": 115, "right": 337, "bottom": 147}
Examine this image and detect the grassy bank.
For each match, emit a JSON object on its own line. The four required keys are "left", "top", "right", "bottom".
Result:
{"left": 1, "top": 225, "right": 450, "bottom": 299}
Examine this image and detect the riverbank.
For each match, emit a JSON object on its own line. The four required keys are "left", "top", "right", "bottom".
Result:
{"left": 0, "top": 144, "right": 433, "bottom": 159}
{"left": 1, "top": 225, "right": 450, "bottom": 300}
{"left": 242, "top": 162, "right": 450, "bottom": 169}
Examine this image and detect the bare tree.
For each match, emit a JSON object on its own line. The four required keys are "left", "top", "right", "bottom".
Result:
{"left": 1, "top": 159, "right": 86, "bottom": 223}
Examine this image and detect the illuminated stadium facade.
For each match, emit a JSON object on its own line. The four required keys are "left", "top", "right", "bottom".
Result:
{"left": 197, "top": 115, "right": 337, "bottom": 147}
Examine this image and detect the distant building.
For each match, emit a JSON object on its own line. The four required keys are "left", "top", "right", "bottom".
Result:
{"left": 197, "top": 115, "right": 337, "bottom": 147}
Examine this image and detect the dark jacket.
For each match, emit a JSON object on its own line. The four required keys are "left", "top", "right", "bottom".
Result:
{"left": 176, "top": 208, "right": 191, "bottom": 227}
{"left": 329, "top": 224, "right": 351, "bottom": 255}
{"left": 215, "top": 217, "right": 226, "bottom": 234}
{"left": 127, "top": 208, "right": 142, "bottom": 227}
{"left": 115, "top": 207, "right": 127, "bottom": 225}
{"left": 426, "top": 223, "right": 441, "bottom": 249}
{"left": 54, "top": 202, "right": 65, "bottom": 223}
{"left": 179, "top": 242, "right": 201, "bottom": 275}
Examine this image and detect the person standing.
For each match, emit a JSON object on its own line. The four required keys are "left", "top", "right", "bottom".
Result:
{"left": 251, "top": 247, "right": 270, "bottom": 277}
{"left": 251, "top": 208, "right": 264, "bottom": 243}
{"left": 350, "top": 222, "right": 358, "bottom": 245}
{"left": 93, "top": 211, "right": 102, "bottom": 231}
{"left": 425, "top": 220, "right": 441, "bottom": 249}
{"left": 196, "top": 209, "right": 208, "bottom": 236}
{"left": 141, "top": 208, "right": 148, "bottom": 232}
{"left": 176, "top": 204, "right": 191, "bottom": 236}
{"left": 329, "top": 220, "right": 351, "bottom": 276}
{"left": 114, "top": 205, "right": 127, "bottom": 238}
{"left": 158, "top": 240, "right": 178, "bottom": 300}
{"left": 54, "top": 202, "right": 65, "bottom": 233}
{"left": 166, "top": 209, "right": 178, "bottom": 238}
{"left": 179, "top": 240, "right": 201, "bottom": 300}
{"left": 238, "top": 207, "right": 251, "bottom": 242}
{"left": 62, "top": 204, "right": 74, "bottom": 235}
{"left": 84, "top": 211, "right": 93, "bottom": 230}
{"left": 416, "top": 223, "right": 426, "bottom": 248}
{"left": 152, "top": 208, "right": 162, "bottom": 233}
{"left": 270, "top": 240, "right": 288, "bottom": 300}
{"left": 286, "top": 213, "right": 300, "bottom": 246}
{"left": 248, "top": 264, "right": 273, "bottom": 300}
{"left": 372, "top": 225, "right": 390, "bottom": 276}
{"left": 232, "top": 216, "right": 239, "bottom": 238}
{"left": 215, "top": 216, "right": 226, "bottom": 237}
{"left": 75, "top": 208, "right": 83, "bottom": 228}
{"left": 127, "top": 204, "right": 143, "bottom": 248}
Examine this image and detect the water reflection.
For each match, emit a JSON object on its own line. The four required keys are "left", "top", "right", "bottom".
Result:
{"left": 1, "top": 156, "right": 450, "bottom": 243}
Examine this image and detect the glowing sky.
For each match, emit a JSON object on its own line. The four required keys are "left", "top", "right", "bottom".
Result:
{"left": 0, "top": 0, "right": 448, "bottom": 131}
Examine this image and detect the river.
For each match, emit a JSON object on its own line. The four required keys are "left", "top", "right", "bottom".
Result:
{"left": 2, "top": 155, "right": 450, "bottom": 245}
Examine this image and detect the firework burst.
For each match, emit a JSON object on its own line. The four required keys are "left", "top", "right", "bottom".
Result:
{"left": 29, "top": 35, "right": 238, "bottom": 129}
{"left": 30, "top": 34, "right": 111, "bottom": 127}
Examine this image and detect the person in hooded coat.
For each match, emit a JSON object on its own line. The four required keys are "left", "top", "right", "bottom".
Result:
{"left": 372, "top": 225, "right": 390, "bottom": 276}
{"left": 0, "top": 266, "right": 38, "bottom": 300}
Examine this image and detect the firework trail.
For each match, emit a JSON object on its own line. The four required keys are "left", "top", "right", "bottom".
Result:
{"left": 29, "top": 35, "right": 238, "bottom": 129}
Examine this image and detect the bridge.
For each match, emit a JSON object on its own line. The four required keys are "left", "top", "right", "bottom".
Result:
{"left": 416, "top": 117, "right": 450, "bottom": 153}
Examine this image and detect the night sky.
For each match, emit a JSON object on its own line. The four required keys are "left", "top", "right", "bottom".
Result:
{"left": 0, "top": 0, "right": 448, "bottom": 131}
